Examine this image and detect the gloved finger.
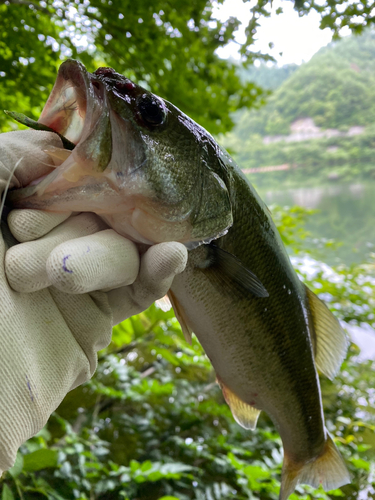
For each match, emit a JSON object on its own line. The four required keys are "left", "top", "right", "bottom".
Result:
{"left": 8, "top": 209, "right": 72, "bottom": 242}
{"left": 1, "top": 221, "right": 18, "bottom": 251}
{"left": 47, "top": 229, "right": 140, "bottom": 294}
{"left": 5, "top": 213, "right": 108, "bottom": 293}
{"left": 107, "top": 242, "right": 188, "bottom": 325}
{"left": 48, "top": 287, "right": 113, "bottom": 379}
{"left": 0, "top": 130, "right": 63, "bottom": 190}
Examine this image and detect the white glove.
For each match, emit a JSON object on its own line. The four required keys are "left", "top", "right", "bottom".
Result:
{"left": 0, "top": 130, "right": 187, "bottom": 474}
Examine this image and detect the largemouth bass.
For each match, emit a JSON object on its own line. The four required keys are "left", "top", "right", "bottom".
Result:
{"left": 8, "top": 60, "right": 350, "bottom": 499}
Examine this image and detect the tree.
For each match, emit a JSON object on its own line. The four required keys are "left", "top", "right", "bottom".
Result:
{"left": 0, "top": 0, "right": 266, "bottom": 135}
{"left": 2, "top": 0, "right": 375, "bottom": 134}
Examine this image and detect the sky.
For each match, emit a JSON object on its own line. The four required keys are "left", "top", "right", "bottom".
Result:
{"left": 214, "top": 0, "right": 339, "bottom": 66}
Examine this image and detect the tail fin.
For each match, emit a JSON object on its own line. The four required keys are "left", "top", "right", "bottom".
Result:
{"left": 279, "top": 432, "right": 350, "bottom": 500}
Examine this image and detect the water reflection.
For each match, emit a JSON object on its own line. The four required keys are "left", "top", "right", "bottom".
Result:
{"left": 260, "top": 182, "right": 375, "bottom": 265}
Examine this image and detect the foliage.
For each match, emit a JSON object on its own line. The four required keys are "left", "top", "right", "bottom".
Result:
{"left": 293, "top": 0, "right": 375, "bottom": 37}
{"left": 0, "top": 0, "right": 269, "bottom": 135}
{"left": 3, "top": 0, "right": 375, "bottom": 135}
{"left": 0, "top": 207, "right": 374, "bottom": 500}
{"left": 1, "top": 1, "right": 375, "bottom": 499}
{"left": 226, "top": 30, "right": 375, "bottom": 140}
{"left": 238, "top": 63, "right": 299, "bottom": 91}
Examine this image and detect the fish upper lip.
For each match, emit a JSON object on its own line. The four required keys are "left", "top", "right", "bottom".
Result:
{"left": 37, "top": 59, "right": 104, "bottom": 147}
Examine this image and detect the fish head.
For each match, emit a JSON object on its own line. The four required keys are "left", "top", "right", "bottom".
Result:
{"left": 9, "top": 59, "right": 233, "bottom": 247}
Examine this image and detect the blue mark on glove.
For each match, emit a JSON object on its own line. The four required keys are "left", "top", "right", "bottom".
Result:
{"left": 25, "top": 374, "right": 34, "bottom": 402}
{"left": 62, "top": 254, "right": 73, "bottom": 273}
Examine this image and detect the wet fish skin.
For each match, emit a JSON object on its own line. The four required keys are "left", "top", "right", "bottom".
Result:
{"left": 7, "top": 60, "right": 350, "bottom": 498}
{"left": 170, "top": 164, "right": 349, "bottom": 496}
{"left": 172, "top": 167, "right": 324, "bottom": 459}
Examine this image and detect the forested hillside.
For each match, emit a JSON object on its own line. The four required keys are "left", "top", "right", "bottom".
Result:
{"left": 224, "top": 30, "right": 375, "bottom": 187}
{"left": 237, "top": 62, "right": 298, "bottom": 90}
{"left": 235, "top": 30, "right": 375, "bottom": 136}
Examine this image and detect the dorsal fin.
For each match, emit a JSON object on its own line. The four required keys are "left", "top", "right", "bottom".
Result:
{"left": 168, "top": 290, "right": 193, "bottom": 344}
{"left": 217, "top": 377, "right": 261, "bottom": 430}
{"left": 305, "top": 285, "right": 349, "bottom": 380}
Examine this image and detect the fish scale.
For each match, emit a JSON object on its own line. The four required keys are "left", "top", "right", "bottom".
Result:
{"left": 171, "top": 166, "right": 347, "bottom": 491}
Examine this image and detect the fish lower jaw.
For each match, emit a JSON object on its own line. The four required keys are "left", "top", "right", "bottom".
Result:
{"left": 100, "top": 213, "right": 154, "bottom": 245}
{"left": 100, "top": 209, "right": 194, "bottom": 246}
{"left": 100, "top": 207, "right": 224, "bottom": 247}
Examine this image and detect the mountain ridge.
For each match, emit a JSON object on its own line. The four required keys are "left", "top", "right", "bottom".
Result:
{"left": 231, "top": 30, "right": 375, "bottom": 139}
{"left": 221, "top": 30, "right": 375, "bottom": 188}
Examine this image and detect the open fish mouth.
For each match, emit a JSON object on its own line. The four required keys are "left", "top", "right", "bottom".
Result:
{"left": 8, "top": 60, "right": 117, "bottom": 206}
{"left": 38, "top": 59, "right": 102, "bottom": 148}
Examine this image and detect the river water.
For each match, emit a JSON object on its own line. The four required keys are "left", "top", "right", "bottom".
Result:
{"left": 258, "top": 181, "right": 375, "bottom": 266}
{"left": 258, "top": 181, "right": 375, "bottom": 359}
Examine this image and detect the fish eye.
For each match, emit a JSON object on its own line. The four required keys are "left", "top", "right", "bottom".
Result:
{"left": 137, "top": 94, "right": 166, "bottom": 127}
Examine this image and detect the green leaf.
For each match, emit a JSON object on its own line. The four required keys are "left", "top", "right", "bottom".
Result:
{"left": 159, "top": 463, "right": 193, "bottom": 475}
{"left": 350, "top": 458, "right": 370, "bottom": 471}
{"left": 140, "top": 460, "right": 152, "bottom": 472}
{"left": 130, "top": 460, "right": 140, "bottom": 473}
{"left": 7, "top": 453, "right": 23, "bottom": 479}
{"left": 23, "top": 449, "right": 58, "bottom": 472}
{"left": 1, "top": 484, "right": 14, "bottom": 500}
{"left": 157, "top": 497, "right": 181, "bottom": 500}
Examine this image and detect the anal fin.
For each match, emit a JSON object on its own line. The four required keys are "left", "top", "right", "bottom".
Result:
{"left": 305, "top": 285, "right": 349, "bottom": 380}
{"left": 156, "top": 294, "right": 172, "bottom": 312}
{"left": 168, "top": 290, "right": 193, "bottom": 344}
{"left": 217, "top": 377, "right": 261, "bottom": 431}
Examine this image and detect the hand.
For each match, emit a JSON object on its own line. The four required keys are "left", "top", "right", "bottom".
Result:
{"left": 0, "top": 130, "right": 187, "bottom": 474}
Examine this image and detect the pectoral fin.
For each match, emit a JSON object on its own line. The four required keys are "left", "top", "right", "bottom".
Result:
{"left": 305, "top": 285, "right": 349, "bottom": 380}
{"left": 200, "top": 244, "right": 268, "bottom": 298}
{"left": 168, "top": 290, "right": 193, "bottom": 344}
{"left": 217, "top": 378, "right": 261, "bottom": 430}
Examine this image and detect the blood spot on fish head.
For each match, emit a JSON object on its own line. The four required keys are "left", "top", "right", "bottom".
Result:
{"left": 115, "top": 80, "right": 136, "bottom": 93}
{"left": 94, "top": 67, "right": 116, "bottom": 77}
